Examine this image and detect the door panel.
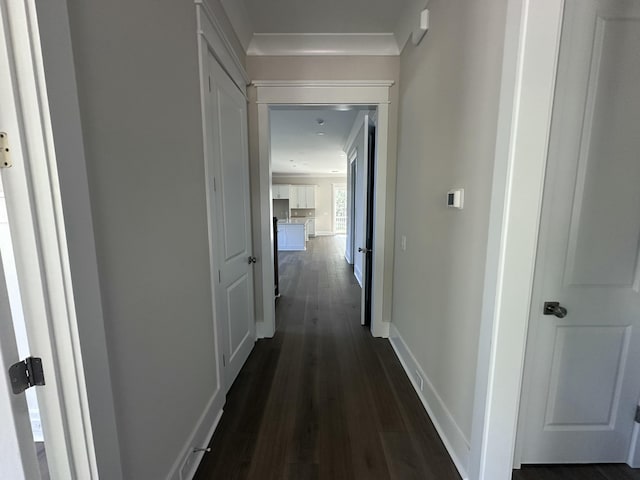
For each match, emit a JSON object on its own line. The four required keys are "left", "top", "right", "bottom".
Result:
{"left": 564, "top": 15, "right": 640, "bottom": 288}
{"left": 226, "top": 274, "right": 251, "bottom": 362}
{"left": 219, "top": 92, "right": 250, "bottom": 261}
{"left": 545, "top": 326, "right": 630, "bottom": 427}
{"left": 519, "top": 0, "right": 640, "bottom": 464}
{"left": 363, "top": 124, "right": 375, "bottom": 327}
{"left": 207, "top": 52, "right": 255, "bottom": 392}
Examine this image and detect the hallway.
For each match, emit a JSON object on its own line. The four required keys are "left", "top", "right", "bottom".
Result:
{"left": 194, "top": 236, "right": 461, "bottom": 479}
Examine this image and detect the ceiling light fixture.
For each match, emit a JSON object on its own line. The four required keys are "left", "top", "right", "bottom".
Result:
{"left": 317, "top": 132, "right": 325, "bottom": 136}
{"left": 316, "top": 118, "right": 325, "bottom": 126}
{"left": 335, "top": 105, "right": 352, "bottom": 112}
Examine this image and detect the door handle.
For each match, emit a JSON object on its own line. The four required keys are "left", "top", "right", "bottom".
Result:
{"left": 358, "top": 247, "right": 371, "bottom": 254}
{"left": 248, "top": 256, "right": 257, "bottom": 264}
{"left": 543, "top": 301, "right": 567, "bottom": 318}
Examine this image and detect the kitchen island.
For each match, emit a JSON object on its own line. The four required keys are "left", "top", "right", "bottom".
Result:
{"left": 276, "top": 218, "right": 310, "bottom": 251}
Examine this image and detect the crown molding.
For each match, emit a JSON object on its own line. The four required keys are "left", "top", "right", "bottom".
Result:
{"left": 247, "top": 33, "right": 400, "bottom": 56}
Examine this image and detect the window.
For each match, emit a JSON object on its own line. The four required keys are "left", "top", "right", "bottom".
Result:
{"left": 333, "top": 184, "right": 347, "bottom": 234}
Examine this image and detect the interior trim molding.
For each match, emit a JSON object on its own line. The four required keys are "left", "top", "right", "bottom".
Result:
{"left": 252, "top": 81, "right": 395, "bottom": 341}
{"left": 252, "top": 80, "right": 394, "bottom": 105}
{"left": 166, "top": 399, "right": 224, "bottom": 480}
{"left": 389, "top": 323, "right": 471, "bottom": 480}
{"left": 195, "top": 0, "right": 249, "bottom": 90}
{"left": 252, "top": 80, "right": 395, "bottom": 87}
{"left": 247, "top": 33, "right": 400, "bottom": 56}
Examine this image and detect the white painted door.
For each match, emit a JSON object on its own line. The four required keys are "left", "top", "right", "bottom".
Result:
{"left": 207, "top": 53, "right": 256, "bottom": 391}
{"left": 0, "top": 255, "right": 41, "bottom": 480}
{"left": 518, "top": 0, "right": 640, "bottom": 464}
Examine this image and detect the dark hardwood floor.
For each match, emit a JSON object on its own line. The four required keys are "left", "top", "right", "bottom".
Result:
{"left": 513, "top": 464, "right": 640, "bottom": 480}
{"left": 194, "top": 236, "right": 461, "bottom": 480}
{"left": 193, "top": 235, "right": 639, "bottom": 480}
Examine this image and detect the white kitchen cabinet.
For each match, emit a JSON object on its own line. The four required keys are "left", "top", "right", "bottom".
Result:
{"left": 289, "top": 185, "right": 316, "bottom": 208}
{"left": 277, "top": 222, "right": 306, "bottom": 251}
{"left": 272, "top": 184, "right": 290, "bottom": 199}
{"left": 305, "top": 186, "right": 316, "bottom": 208}
{"left": 289, "top": 185, "right": 299, "bottom": 207}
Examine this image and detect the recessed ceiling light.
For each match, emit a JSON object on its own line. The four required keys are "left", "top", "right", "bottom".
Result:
{"left": 289, "top": 159, "right": 294, "bottom": 162}
{"left": 335, "top": 105, "right": 352, "bottom": 112}
{"left": 316, "top": 118, "right": 325, "bottom": 126}
{"left": 317, "top": 132, "right": 325, "bottom": 136}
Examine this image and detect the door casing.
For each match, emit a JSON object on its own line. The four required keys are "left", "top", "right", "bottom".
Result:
{"left": 468, "top": 0, "right": 567, "bottom": 479}
{"left": 0, "top": 0, "right": 111, "bottom": 477}
{"left": 251, "top": 81, "right": 395, "bottom": 339}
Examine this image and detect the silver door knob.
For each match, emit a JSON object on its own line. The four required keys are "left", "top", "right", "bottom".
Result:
{"left": 358, "top": 247, "right": 371, "bottom": 254}
{"left": 248, "top": 256, "right": 257, "bottom": 264}
{"left": 543, "top": 301, "right": 567, "bottom": 318}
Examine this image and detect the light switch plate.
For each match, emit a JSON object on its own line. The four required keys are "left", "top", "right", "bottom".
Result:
{"left": 447, "top": 188, "right": 464, "bottom": 209}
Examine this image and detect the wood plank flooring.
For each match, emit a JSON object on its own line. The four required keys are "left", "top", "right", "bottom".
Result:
{"left": 194, "top": 236, "right": 461, "bottom": 480}
{"left": 513, "top": 464, "right": 640, "bottom": 480}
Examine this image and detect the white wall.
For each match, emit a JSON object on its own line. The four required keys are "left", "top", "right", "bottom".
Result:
{"left": 273, "top": 176, "right": 347, "bottom": 234}
{"left": 247, "top": 56, "right": 400, "bottom": 326}
{"left": 390, "top": 0, "right": 509, "bottom": 473}
{"left": 64, "top": 1, "right": 244, "bottom": 478}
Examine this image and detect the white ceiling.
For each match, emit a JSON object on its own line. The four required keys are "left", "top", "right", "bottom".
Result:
{"left": 220, "top": 0, "right": 426, "bottom": 55}
{"left": 270, "top": 108, "right": 360, "bottom": 176}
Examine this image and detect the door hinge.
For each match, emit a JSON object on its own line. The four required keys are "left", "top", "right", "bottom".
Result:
{"left": 218, "top": 270, "right": 221, "bottom": 283}
{"left": 8, "top": 357, "right": 45, "bottom": 395}
{"left": 213, "top": 177, "right": 217, "bottom": 192}
{"left": 635, "top": 405, "right": 640, "bottom": 423}
{"left": 208, "top": 76, "right": 211, "bottom": 92}
{"left": 0, "top": 132, "right": 13, "bottom": 168}
{"left": 222, "top": 355, "right": 226, "bottom": 367}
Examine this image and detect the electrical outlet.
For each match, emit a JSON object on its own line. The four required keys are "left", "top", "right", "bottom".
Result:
{"left": 401, "top": 235, "right": 407, "bottom": 251}
{"left": 415, "top": 370, "right": 424, "bottom": 391}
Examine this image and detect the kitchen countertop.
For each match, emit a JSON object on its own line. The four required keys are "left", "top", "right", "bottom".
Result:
{"left": 277, "top": 218, "right": 310, "bottom": 225}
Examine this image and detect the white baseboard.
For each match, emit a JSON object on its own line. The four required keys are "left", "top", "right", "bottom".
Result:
{"left": 166, "top": 390, "right": 225, "bottom": 480}
{"left": 388, "top": 323, "right": 470, "bottom": 480}
{"left": 371, "top": 320, "right": 390, "bottom": 338}
{"left": 315, "top": 231, "right": 335, "bottom": 236}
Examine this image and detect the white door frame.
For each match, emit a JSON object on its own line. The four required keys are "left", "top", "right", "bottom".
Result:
{"left": 252, "top": 81, "right": 394, "bottom": 339}
{"left": 468, "top": 0, "right": 565, "bottom": 478}
{"left": 1, "top": 0, "right": 122, "bottom": 477}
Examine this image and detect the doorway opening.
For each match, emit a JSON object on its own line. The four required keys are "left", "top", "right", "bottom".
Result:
{"left": 269, "top": 106, "right": 377, "bottom": 330}
{"left": 0, "top": 179, "right": 49, "bottom": 479}
{"left": 252, "top": 80, "right": 394, "bottom": 341}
